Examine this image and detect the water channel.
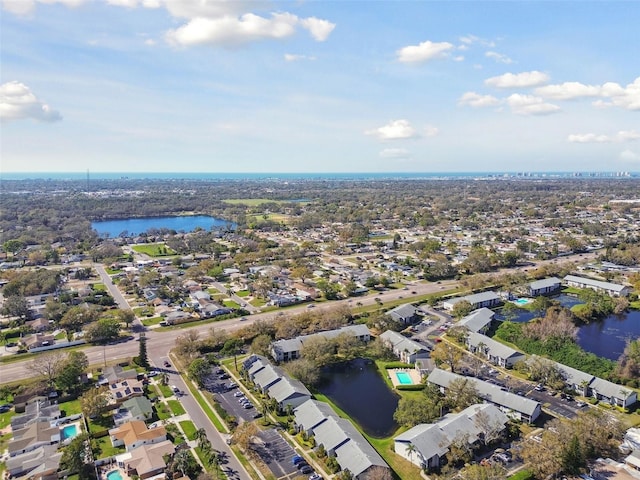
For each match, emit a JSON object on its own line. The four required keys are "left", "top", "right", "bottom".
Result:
{"left": 92, "top": 215, "right": 232, "bottom": 237}
{"left": 316, "top": 358, "right": 399, "bottom": 438}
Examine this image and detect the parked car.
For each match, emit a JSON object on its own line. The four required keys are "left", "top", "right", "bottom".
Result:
{"left": 309, "top": 474, "right": 322, "bottom": 480}
{"left": 576, "top": 401, "right": 587, "bottom": 407}
{"left": 300, "top": 465, "right": 313, "bottom": 474}
{"left": 147, "top": 370, "right": 159, "bottom": 377}
{"left": 292, "top": 455, "right": 304, "bottom": 465}
{"left": 233, "top": 391, "right": 244, "bottom": 397}
{"left": 296, "top": 462, "right": 309, "bottom": 470}
{"left": 534, "top": 384, "right": 545, "bottom": 391}
{"left": 243, "top": 403, "right": 253, "bottom": 409}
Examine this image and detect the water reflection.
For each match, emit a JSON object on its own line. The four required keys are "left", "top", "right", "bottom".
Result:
{"left": 316, "top": 358, "right": 399, "bottom": 438}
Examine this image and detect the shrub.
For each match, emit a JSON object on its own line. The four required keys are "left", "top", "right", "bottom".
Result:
{"left": 396, "top": 384, "right": 426, "bottom": 391}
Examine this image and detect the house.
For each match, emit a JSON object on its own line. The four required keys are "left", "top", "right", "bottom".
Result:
{"left": 292, "top": 399, "right": 391, "bottom": 479}
{"left": 115, "top": 439, "right": 175, "bottom": 480}
{"left": 267, "top": 376, "right": 312, "bottom": 412}
{"left": 198, "top": 301, "right": 233, "bottom": 318}
{"left": 293, "top": 399, "right": 338, "bottom": 434}
{"left": 625, "top": 450, "right": 640, "bottom": 472}
{"left": 109, "top": 420, "right": 167, "bottom": 451}
{"left": 442, "top": 291, "right": 502, "bottom": 311}
{"left": 113, "top": 396, "right": 154, "bottom": 426}
{"left": 26, "top": 317, "right": 50, "bottom": 333}
{"left": 394, "top": 404, "right": 509, "bottom": 470}
{"left": 23, "top": 333, "right": 55, "bottom": 350}
{"left": 270, "top": 324, "right": 371, "bottom": 362}
{"left": 8, "top": 421, "right": 60, "bottom": 457}
{"left": 108, "top": 378, "right": 145, "bottom": 404}
{"left": 334, "top": 433, "right": 390, "bottom": 479}
{"left": 563, "top": 274, "right": 630, "bottom": 297}
{"left": 379, "top": 330, "right": 430, "bottom": 364}
{"left": 11, "top": 399, "right": 60, "bottom": 431}
{"left": 456, "top": 308, "right": 495, "bottom": 333}
{"left": 427, "top": 369, "right": 542, "bottom": 423}
{"left": 163, "top": 310, "right": 193, "bottom": 325}
{"left": 466, "top": 331, "right": 525, "bottom": 368}
{"left": 100, "top": 365, "right": 139, "bottom": 385}
{"left": 5, "top": 444, "right": 62, "bottom": 479}
{"left": 387, "top": 304, "right": 420, "bottom": 325}
{"left": 528, "top": 277, "right": 562, "bottom": 296}
{"left": 529, "top": 355, "right": 638, "bottom": 408}
{"left": 252, "top": 364, "right": 284, "bottom": 393}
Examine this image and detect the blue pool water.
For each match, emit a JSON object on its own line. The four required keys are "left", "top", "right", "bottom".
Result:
{"left": 61, "top": 424, "right": 79, "bottom": 440}
{"left": 515, "top": 298, "right": 531, "bottom": 305}
{"left": 106, "top": 470, "right": 123, "bottom": 480}
{"left": 395, "top": 371, "right": 413, "bottom": 385}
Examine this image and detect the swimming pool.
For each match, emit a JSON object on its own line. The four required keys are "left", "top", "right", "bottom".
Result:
{"left": 61, "top": 424, "right": 79, "bottom": 440}
{"left": 395, "top": 371, "right": 413, "bottom": 385}
{"left": 106, "top": 470, "right": 123, "bottom": 480}
{"left": 515, "top": 298, "right": 532, "bottom": 305}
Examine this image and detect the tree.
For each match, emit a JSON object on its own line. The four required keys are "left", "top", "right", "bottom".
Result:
{"left": 0, "top": 295, "right": 32, "bottom": 322}
{"left": 188, "top": 358, "right": 211, "bottom": 387}
{"left": 81, "top": 386, "right": 109, "bottom": 418}
{"left": 57, "top": 351, "right": 88, "bottom": 393}
{"left": 250, "top": 334, "right": 272, "bottom": 357}
{"left": 30, "top": 352, "right": 65, "bottom": 389}
{"left": 231, "top": 420, "right": 258, "bottom": 452}
{"left": 458, "top": 463, "right": 507, "bottom": 480}
{"left": 60, "top": 306, "right": 99, "bottom": 332}
{"left": 444, "top": 377, "right": 480, "bottom": 410}
{"left": 60, "top": 433, "right": 92, "bottom": 474}
{"left": 117, "top": 309, "right": 136, "bottom": 329}
{"left": 430, "top": 341, "right": 463, "bottom": 373}
{"left": 316, "top": 279, "right": 341, "bottom": 300}
{"left": 562, "top": 434, "right": 586, "bottom": 475}
{"left": 136, "top": 333, "right": 150, "bottom": 369}
{"left": 451, "top": 300, "right": 474, "bottom": 319}
{"left": 85, "top": 317, "right": 121, "bottom": 343}
{"left": 300, "top": 336, "right": 336, "bottom": 366}
{"left": 360, "top": 465, "right": 393, "bottom": 480}
{"left": 175, "top": 330, "right": 201, "bottom": 361}
{"left": 286, "top": 358, "right": 320, "bottom": 386}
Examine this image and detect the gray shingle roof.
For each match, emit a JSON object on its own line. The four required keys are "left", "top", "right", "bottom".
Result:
{"left": 457, "top": 308, "right": 495, "bottom": 332}
{"left": 529, "top": 277, "right": 561, "bottom": 291}
{"left": 467, "top": 332, "right": 524, "bottom": 361}
{"left": 293, "top": 399, "right": 336, "bottom": 432}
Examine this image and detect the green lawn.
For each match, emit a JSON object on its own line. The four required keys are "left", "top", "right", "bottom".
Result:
{"left": 223, "top": 300, "right": 241, "bottom": 309}
{"left": 141, "top": 316, "right": 164, "bottom": 326}
{"left": 94, "top": 435, "right": 126, "bottom": 458}
{"left": 179, "top": 419, "right": 198, "bottom": 440}
{"left": 158, "top": 383, "right": 174, "bottom": 398}
{"left": 167, "top": 399, "right": 186, "bottom": 416}
{"left": 92, "top": 283, "right": 107, "bottom": 292}
{"left": 0, "top": 410, "right": 15, "bottom": 429}
{"left": 59, "top": 398, "right": 82, "bottom": 416}
{"left": 236, "top": 290, "right": 250, "bottom": 297}
{"left": 156, "top": 402, "right": 172, "bottom": 420}
{"left": 133, "top": 306, "right": 155, "bottom": 316}
{"left": 131, "top": 243, "right": 176, "bottom": 257}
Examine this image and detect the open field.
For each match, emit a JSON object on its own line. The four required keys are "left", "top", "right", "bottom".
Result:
{"left": 131, "top": 243, "right": 176, "bottom": 257}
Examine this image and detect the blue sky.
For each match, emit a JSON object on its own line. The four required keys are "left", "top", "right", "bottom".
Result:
{"left": 1, "top": 0, "right": 638, "bottom": 173}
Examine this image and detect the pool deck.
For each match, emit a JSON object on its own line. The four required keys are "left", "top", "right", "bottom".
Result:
{"left": 388, "top": 368, "right": 422, "bottom": 387}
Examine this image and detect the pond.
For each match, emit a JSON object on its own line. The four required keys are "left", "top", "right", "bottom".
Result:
{"left": 500, "top": 295, "right": 640, "bottom": 361}
{"left": 92, "top": 215, "right": 232, "bottom": 237}
{"left": 316, "top": 358, "right": 399, "bottom": 438}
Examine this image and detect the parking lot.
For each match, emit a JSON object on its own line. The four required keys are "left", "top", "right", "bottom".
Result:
{"left": 255, "top": 428, "right": 302, "bottom": 479}
{"left": 202, "top": 369, "right": 262, "bottom": 423}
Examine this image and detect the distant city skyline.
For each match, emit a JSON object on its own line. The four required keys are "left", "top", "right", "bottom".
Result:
{"left": 1, "top": 1, "right": 638, "bottom": 173}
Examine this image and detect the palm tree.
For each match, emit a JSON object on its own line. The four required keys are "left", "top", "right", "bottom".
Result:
{"left": 406, "top": 443, "right": 416, "bottom": 464}
{"left": 173, "top": 449, "right": 191, "bottom": 477}
{"left": 195, "top": 428, "right": 208, "bottom": 445}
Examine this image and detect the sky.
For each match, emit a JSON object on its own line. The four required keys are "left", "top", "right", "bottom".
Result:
{"left": 1, "top": 0, "right": 639, "bottom": 174}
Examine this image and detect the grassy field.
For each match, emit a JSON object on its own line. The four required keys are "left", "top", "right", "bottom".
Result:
{"left": 236, "top": 290, "right": 250, "bottom": 297}
{"left": 156, "top": 402, "right": 172, "bottom": 420}
{"left": 179, "top": 419, "right": 198, "bottom": 440}
{"left": 131, "top": 243, "right": 176, "bottom": 257}
{"left": 94, "top": 435, "right": 126, "bottom": 458}
{"left": 141, "top": 316, "right": 164, "bottom": 327}
{"left": 223, "top": 299, "right": 241, "bottom": 309}
{"left": 167, "top": 399, "right": 186, "bottom": 416}
{"left": 59, "top": 398, "right": 82, "bottom": 416}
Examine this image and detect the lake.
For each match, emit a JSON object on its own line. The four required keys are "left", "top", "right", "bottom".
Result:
{"left": 316, "top": 358, "right": 399, "bottom": 438}
{"left": 92, "top": 215, "right": 232, "bottom": 237}
{"left": 501, "top": 295, "right": 640, "bottom": 361}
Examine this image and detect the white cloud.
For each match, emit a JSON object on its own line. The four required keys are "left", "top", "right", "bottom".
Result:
{"left": 165, "top": 12, "right": 336, "bottom": 47}
{"left": 0, "top": 81, "right": 62, "bottom": 123}
{"left": 453, "top": 55, "right": 465, "bottom": 62}
{"left": 379, "top": 148, "right": 410, "bottom": 159}
{"left": 568, "top": 130, "right": 640, "bottom": 143}
{"left": 620, "top": 149, "right": 639, "bottom": 162}
{"left": 166, "top": 12, "right": 298, "bottom": 47}
{"left": 535, "top": 82, "right": 601, "bottom": 100}
{"left": 284, "top": 53, "right": 315, "bottom": 62}
{"left": 485, "top": 51, "right": 512, "bottom": 64}
{"left": 366, "top": 119, "right": 418, "bottom": 140}
{"left": 423, "top": 125, "right": 439, "bottom": 137}
{"left": 300, "top": 17, "right": 335, "bottom": 42}
{"left": 567, "top": 133, "right": 612, "bottom": 143}
{"left": 600, "top": 77, "right": 640, "bottom": 111}
{"left": 506, "top": 94, "right": 560, "bottom": 115}
{"left": 1, "top": 0, "right": 85, "bottom": 15}
{"left": 396, "top": 40, "right": 454, "bottom": 63}
{"left": 459, "top": 35, "right": 479, "bottom": 45}
{"left": 458, "top": 91, "right": 500, "bottom": 108}
{"left": 485, "top": 71, "right": 550, "bottom": 88}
